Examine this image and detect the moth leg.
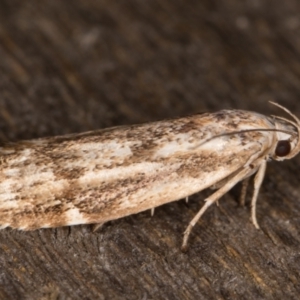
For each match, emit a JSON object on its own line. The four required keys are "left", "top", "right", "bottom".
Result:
{"left": 185, "top": 197, "right": 189, "bottom": 203}
{"left": 239, "top": 177, "right": 250, "bottom": 206}
{"left": 92, "top": 223, "right": 105, "bottom": 232}
{"left": 182, "top": 166, "right": 252, "bottom": 251}
{"left": 250, "top": 160, "right": 267, "bottom": 229}
{"left": 151, "top": 208, "right": 155, "bottom": 217}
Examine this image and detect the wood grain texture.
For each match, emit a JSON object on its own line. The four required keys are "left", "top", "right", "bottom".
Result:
{"left": 1, "top": 0, "right": 300, "bottom": 299}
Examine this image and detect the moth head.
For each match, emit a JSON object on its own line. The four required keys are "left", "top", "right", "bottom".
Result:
{"left": 270, "top": 102, "right": 300, "bottom": 161}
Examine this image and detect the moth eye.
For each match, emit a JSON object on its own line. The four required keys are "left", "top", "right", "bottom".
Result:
{"left": 275, "top": 140, "right": 291, "bottom": 157}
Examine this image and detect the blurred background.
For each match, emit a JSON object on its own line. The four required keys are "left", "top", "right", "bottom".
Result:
{"left": 1, "top": 1, "right": 300, "bottom": 299}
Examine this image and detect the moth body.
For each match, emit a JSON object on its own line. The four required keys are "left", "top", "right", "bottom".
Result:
{"left": 0, "top": 103, "right": 299, "bottom": 249}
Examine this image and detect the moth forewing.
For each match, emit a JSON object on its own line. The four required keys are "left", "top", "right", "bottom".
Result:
{"left": 0, "top": 102, "right": 299, "bottom": 250}
{"left": 0, "top": 125, "right": 265, "bottom": 229}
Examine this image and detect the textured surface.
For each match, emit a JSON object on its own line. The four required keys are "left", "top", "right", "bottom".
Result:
{"left": 1, "top": 1, "right": 300, "bottom": 299}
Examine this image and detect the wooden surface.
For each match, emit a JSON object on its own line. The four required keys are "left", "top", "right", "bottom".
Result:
{"left": 1, "top": 1, "right": 300, "bottom": 299}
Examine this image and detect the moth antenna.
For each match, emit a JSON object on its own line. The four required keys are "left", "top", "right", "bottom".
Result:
{"left": 193, "top": 128, "right": 296, "bottom": 150}
{"left": 270, "top": 115, "right": 298, "bottom": 129}
{"left": 269, "top": 101, "right": 300, "bottom": 159}
{"left": 269, "top": 101, "right": 300, "bottom": 126}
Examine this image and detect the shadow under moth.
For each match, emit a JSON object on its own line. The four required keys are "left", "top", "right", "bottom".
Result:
{"left": 0, "top": 102, "right": 299, "bottom": 251}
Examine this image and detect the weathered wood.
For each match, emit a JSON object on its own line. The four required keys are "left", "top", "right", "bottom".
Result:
{"left": 0, "top": 0, "right": 300, "bottom": 299}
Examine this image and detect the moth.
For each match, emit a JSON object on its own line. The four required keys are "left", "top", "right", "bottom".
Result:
{"left": 0, "top": 102, "right": 299, "bottom": 251}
